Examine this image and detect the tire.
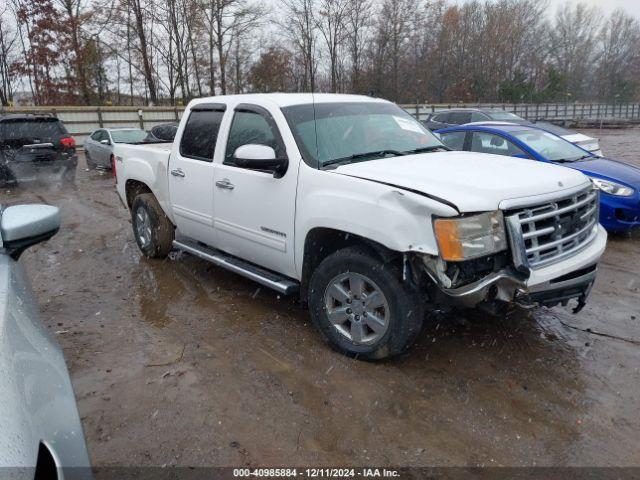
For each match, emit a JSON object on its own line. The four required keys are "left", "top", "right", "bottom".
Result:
{"left": 131, "top": 193, "right": 175, "bottom": 258}
{"left": 308, "top": 246, "right": 425, "bottom": 360}
{"left": 85, "top": 151, "right": 96, "bottom": 169}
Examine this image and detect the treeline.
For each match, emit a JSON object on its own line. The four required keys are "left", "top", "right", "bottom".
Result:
{"left": 1, "top": 0, "right": 639, "bottom": 106}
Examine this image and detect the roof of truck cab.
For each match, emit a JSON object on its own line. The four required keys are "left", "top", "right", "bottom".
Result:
{"left": 188, "top": 93, "right": 390, "bottom": 108}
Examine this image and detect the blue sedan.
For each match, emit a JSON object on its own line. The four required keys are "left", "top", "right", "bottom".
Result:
{"left": 435, "top": 123, "right": 640, "bottom": 233}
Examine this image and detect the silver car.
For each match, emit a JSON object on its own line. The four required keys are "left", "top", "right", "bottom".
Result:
{"left": 0, "top": 204, "right": 92, "bottom": 479}
{"left": 84, "top": 128, "right": 149, "bottom": 169}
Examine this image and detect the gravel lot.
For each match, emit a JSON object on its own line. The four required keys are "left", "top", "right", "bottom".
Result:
{"left": 2, "top": 128, "right": 639, "bottom": 467}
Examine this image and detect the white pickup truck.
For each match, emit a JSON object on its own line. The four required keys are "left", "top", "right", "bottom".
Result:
{"left": 114, "top": 94, "right": 607, "bottom": 360}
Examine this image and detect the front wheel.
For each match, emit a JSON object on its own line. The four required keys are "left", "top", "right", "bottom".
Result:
{"left": 131, "top": 193, "right": 175, "bottom": 258}
{"left": 308, "top": 247, "right": 425, "bottom": 360}
{"left": 85, "top": 152, "right": 96, "bottom": 170}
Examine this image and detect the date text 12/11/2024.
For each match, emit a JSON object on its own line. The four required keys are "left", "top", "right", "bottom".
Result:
{"left": 233, "top": 468, "right": 401, "bottom": 477}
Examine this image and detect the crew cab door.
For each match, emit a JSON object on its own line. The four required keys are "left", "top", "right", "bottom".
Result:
{"left": 168, "top": 103, "right": 226, "bottom": 242}
{"left": 212, "top": 104, "right": 298, "bottom": 277}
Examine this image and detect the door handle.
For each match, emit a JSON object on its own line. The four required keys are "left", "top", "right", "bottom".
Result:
{"left": 171, "top": 168, "right": 185, "bottom": 177}
{"left": 215, "top": 178, "right": 235, "bottom": 190}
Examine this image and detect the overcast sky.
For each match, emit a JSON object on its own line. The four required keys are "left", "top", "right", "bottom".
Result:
{"left": 455, "top": 0, "right": 640, "bottom": 17}
{"left": 546, "top": 0, "right": 640, "bottom": 16}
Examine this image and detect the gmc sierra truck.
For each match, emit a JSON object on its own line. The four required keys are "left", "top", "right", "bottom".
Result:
{"left": 114, "top": 94, "right": 607, "bottom": 360}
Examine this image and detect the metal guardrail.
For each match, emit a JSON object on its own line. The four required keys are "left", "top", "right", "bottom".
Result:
{"left": 0, "top": 106, "right": 186, "bottom": 143}
{"left": 1, "top": 102, "right": 638, "bottom": 142}
{"left": 399, "top": 102, "right": 640, "bottom": 122}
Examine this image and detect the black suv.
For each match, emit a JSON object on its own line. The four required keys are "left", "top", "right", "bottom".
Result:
{"left": 0, "top": 114, "right": 77, "bottom": 186}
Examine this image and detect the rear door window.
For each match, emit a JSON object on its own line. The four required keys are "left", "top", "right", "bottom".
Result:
{"left": 179, "top": 109, "right": 225, "bottom": 161}
{"left": 438, "top": 131, "right": 467, "bottom": 150}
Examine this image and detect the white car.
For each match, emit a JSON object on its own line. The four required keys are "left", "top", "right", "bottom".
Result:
{"left": 112, "top": 94, "right": 607, "bottom": 360}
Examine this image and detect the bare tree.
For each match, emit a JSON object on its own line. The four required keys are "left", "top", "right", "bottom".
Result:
{"left": 0, "top": 5, "right": 18, "bottom": 105}
{"left": 345, "top": 0, "right": 371, "bottom": 93}
{"left": 548, "top": 2, "right": 601, "bottom": 98}
{"left": 280, "top": 0, "right": 317, "bottom": 92}
{"left": 129, "top": 0, "right": 158, "bottom": 104}
{"left": 201, "top": 0, "right": 264, "bottom": 95}
{"left": 595, "top": 9, "right": 640, "bottom": 101}
{"left": 314, "top": 0, "right": 350, "bottom": 92}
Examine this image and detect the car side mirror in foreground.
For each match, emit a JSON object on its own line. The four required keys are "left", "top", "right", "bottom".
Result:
{"left": 233, "top": 144, "right": 288, "bottom": 178}
{"left": 0, "top": 205, "right": 60, "bottom": 260}
{"left": 100, "top": 139, "right": 111, "bottom": 145}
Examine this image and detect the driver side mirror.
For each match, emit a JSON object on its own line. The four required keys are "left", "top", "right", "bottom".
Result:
{"left": 0, "top": 205, "right": 60, "bottom": 260}
{"left": 233, "top": 144, "right": 288, "bottom": 178}
{"left": 100, "top": 139, "right": 111, "bottom": 145}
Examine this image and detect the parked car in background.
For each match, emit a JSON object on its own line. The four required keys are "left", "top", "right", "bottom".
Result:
{"left": 112, "top": 93, "right": 606, "bottom": 360}
{"left": 436, "top": 123, "right": 639, "bottom": 232}
{"left": 84, "top": 128, "right": 150, "bottom": 169}
{"left": 423, "top": 108, "right": 602, "bottom": 156}
{"left": 0, "top": 114, "right": 77, "bottom": 186}
{"left": 0, "top": 204, "right": 92, "bottom": 478}
{"left": 146, "top": 122, "right": 178, "bottom": 143}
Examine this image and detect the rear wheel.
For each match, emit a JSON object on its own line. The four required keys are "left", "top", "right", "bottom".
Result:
{"left": 308, "top": 247, "right": 425, "bottom": 360}
{"left": 131, "top": 193, "right": 175, "bottom": 258}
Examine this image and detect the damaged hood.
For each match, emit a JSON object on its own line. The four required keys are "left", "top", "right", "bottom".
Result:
{"left": 333, "top": 151, "right": 589, "bottom": 212}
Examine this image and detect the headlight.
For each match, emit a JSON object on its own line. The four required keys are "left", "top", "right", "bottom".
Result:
{"left": 434, "top": 211, "right": 507, "bottom": 261}
{"left": 590, "top": 177, "right": 634, "bottom": 196}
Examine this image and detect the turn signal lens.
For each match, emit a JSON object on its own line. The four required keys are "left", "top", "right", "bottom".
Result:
{"left": 434, "top": 211, "right": 507, "bottom": 261}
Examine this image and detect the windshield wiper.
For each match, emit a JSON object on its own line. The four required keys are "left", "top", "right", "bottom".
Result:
{"left": 323, "top": 150, "right": 405, "bottom": 168}
{"left": 554, "top": 155, "right": 591, "bottom": 163}
{"left": 403, "top": 145, "right": 450, "bottom": 154}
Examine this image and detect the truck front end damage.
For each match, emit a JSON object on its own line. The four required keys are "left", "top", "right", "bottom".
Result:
{"left": 416, "top": 184, "right": 607, "bottom": 313}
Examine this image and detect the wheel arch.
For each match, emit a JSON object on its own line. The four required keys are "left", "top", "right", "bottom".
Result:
{"left": 125, "top": 179, "right": 152, "bottom": 210}
{"left": 299, "top": 227, "right": 402, "bottom": 304}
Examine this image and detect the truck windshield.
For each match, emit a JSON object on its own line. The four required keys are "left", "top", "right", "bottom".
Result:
{"left": 511, "top": 129, "right": 591, "bottom": 162}
{"left": 281, "top": 102, "right": 445, "bottom": 168}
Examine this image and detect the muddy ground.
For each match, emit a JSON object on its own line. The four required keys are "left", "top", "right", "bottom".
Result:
{"left": 2, "top": 128, "right": 639, "bottom": 467}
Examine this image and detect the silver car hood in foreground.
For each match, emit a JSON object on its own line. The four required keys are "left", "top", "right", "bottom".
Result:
{"left": 0, "top": 255, "right": 91, "bottom": 477}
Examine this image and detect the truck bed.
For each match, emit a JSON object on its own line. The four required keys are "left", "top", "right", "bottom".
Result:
{"left": 113, "top": 142, "right": 174, "bottom": 221}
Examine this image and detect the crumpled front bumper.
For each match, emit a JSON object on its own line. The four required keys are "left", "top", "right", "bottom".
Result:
{"left": 435, "top": 224, "right": 607, "bottom": 311}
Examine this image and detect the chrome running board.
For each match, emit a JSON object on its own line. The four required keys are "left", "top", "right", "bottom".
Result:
{"left": 172, "top": 238, "right": 299, "bottom": 295}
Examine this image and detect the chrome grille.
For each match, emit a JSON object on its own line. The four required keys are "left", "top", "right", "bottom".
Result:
{"left": 506, "top": 187, "right": 599, "bottom": 269}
